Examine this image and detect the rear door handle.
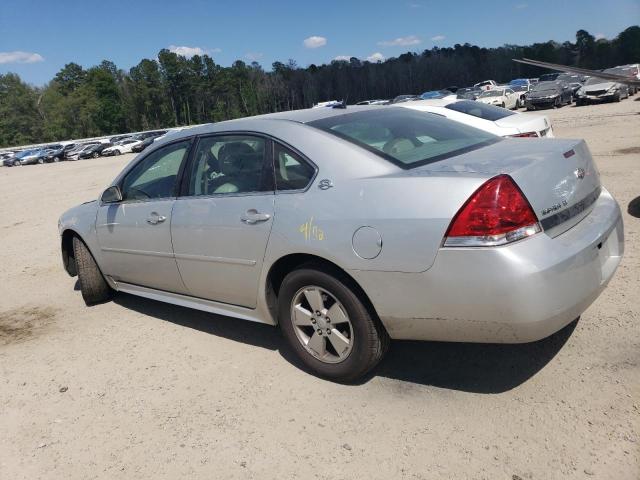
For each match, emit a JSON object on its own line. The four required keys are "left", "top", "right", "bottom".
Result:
{"left": 241, "top": 209, "right": 271, "bottom": 224}
{"left": 146, "top": 212, "right": 167, "bottom": 225}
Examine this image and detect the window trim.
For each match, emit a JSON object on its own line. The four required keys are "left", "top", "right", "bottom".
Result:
{"left": 271, "top": 139, "right": 318, "bottom": 195}
{"left": 103, "top": 137, "right": 195, "bottom": 205}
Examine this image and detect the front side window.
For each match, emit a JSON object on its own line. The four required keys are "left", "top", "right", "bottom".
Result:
{"left": 274, "top": 143, "right": 315, "bottom": 191}
{"left": 309, "top": 108, "right": 498, "bottom": 169}
{"left": 121, "top": 140, "right": 190, "bottom": 201}
{"left": 187, "top": 135, "right": 270, "bottom": 196}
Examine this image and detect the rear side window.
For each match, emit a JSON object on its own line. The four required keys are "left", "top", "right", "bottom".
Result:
{"left": 309, "top": 108, "right": 498, "bottom": 169}
{"left": 274, "top": 143, "right": 315, "bottom": 191}
{"left": 445, "top": 100, "right": 516, "bottom": 121}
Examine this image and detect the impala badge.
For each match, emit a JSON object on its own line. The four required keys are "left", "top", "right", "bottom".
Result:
{"left": 318, "top": 179, "right": 334, "bottom": 190}
{"left": 574, "top": 168, "right": 585, "bottom": 179}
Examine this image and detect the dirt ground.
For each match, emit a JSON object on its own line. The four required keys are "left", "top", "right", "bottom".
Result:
{"left": 1, "top": 99, "right": 639, "bottom": 480}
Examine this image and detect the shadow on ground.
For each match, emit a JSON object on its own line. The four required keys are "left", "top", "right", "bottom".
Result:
{"left": 113, "top": 292, "right": 576, "bottom": 394}
{"left": 628, "top": 196, "right": 640, "bottom": 219}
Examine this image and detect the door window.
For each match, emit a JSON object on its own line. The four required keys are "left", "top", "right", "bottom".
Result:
{"left": 187, "top": 135, "right": 270, "bottom": 196}
{"left": 121, "top": 140, "right": 190, "bottom": 201}
{"left": 273, "top": 143, "right": 315, "bottom": 191}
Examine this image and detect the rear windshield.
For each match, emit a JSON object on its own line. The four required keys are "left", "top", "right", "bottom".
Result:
{"left": 308, "top": 108, "right": 499, "bottom": 169}
{"left": 445, "top": 100, "right": 516, "bottom": 121}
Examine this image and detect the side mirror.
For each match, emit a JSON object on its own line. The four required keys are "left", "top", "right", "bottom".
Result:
{"left": 101, "top": 186, "right": 123, "bottom": 203}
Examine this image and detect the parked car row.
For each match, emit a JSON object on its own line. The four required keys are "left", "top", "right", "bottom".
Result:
{"left": 1, "top": 130, "right": 168, "bottom": 167}
{"left": 345, "top": 62, "right": 637, "bottom": 114}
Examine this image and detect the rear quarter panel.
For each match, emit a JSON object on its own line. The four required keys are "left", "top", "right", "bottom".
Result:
{"left": 256, "top": 122, "right": 489, "bottom": 273}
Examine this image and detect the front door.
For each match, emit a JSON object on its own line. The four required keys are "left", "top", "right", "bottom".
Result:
{"left": 96, "top": 140, "right": 192, "bottom": 294}
{"left": 171, "top": 135, "right": 275, "bottom": 308}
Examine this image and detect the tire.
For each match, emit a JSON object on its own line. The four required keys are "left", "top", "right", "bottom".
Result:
{"left": 576, "top": 99, "right": 584, "bottom": 107}
{"left": 114, "top": 150, "right": 121, "bottom": 156}
{"left": 500, "top": 102, "right": 505, "bottom": 108}
{"left": 37, "top": 158, "right": 44, "bottom": 164}
{"left": 554, "top": 98, "right": 561, "bottom": 109}
{"left": 72, "top": 236, "right": 112, "bottom": 305}
{"left": 92, "top": 152, "right": 99, "bottom": 158}
{"left": 53, "top": 156, "right": 60, "bottom": 163}
{"left": 567, "top": 94, "right": 573, "bottom": 105}
{"left": 614, "top": 93, "right": 621, "bottom": 103}
{"left": 13, "top": 160, "right": 21, "bottom": 166}
{"left": 278, "top": 266, "right": 389, "bottom": 381}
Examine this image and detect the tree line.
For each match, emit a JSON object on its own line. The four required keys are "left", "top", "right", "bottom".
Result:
{"left": 1, "top": 26, "right": 638, "bottom": 148}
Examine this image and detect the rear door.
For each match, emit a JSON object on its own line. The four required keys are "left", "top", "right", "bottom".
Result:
{"left": 96, "top": 139, "right": 192, "bottom": 293}
{"left": 171, "top": 134, "right": 275, "bottom": 308}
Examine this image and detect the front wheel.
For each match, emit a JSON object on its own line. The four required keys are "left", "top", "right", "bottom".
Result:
{"left": 114, "top": 150, "right": 121, "bottom": 156}
{"left": 72, "top": 237, "right": 112, "bottom": 305}
{"left": 13, "top": 160, "right": 21, "bottom": 166}
{"left": 92, "top": 152, "right": 99, "bottom": 158}
{"left": 278, "top": 266, "right": 389, "bottom": 381}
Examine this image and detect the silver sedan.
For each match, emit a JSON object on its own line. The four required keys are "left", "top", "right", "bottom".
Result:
{"left": 58, "top": 106, "right": 624, "bottom": 381}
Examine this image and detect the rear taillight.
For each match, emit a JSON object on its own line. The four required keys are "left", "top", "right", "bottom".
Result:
{"left": 508, "top": 132, "right": 539, "bottom": 138}
{"left": 443, "top": 174, "right": 541, "bottom": 247}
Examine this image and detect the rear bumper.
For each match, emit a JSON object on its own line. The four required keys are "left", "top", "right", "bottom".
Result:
{"left": 351, "top": 188, "right": 623, "bottom": 343}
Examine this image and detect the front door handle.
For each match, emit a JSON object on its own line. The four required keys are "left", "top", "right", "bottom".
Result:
{"left": 146, "top": 212, "right": 167, "bottom": 225}
{"left": 241, "top": 209, "right": 271, "bottom": 224}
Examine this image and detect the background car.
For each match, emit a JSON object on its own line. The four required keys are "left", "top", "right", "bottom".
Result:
{"left": 575, "top": 76, "right": 629, "bottom": 105}
{"left": 473, "top": 79, "right": 498, "bottom": 90}
{"left": 78, "top": 143, "right": 113, "bottom": 159}
{"left": 44, "top": 144, "right": 67, "bottom": 162}
{"left": 390, "top": 94, "right": 419, "bottom": 103}
{"left": 525, "top": 81, "right": 573, "bottom": 110}
{"left": 401, "top": 99, "right": 554, "bottom": 138}
{"left": 16, "top": 148, "right": 53, "bottom": 165}
{"left": 476, "top": 88, "right": 519, "bottom": 109}
{"left": 602, "top": 65, "right": 639, "bottom": 95}
{"left": 66, "top": 142, "right": 101, "bottom": 160}
{"left": 419, "top": 89, "right": 456, "bottom": 100}
{"left": 102, "top": 138, "right": 142, "bottom": 156}
{"left": 510, "top": 84, "right": 531, "bottom": 107}
{"left": 456, "top": 87, "right": 483, "bottom": 100}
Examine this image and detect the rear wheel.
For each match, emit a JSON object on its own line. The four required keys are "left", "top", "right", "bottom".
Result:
{"left": 278, "top": 266, "right": 388, "bottom": 381}
{"left": 72, "top": 237, "right": 112, "bottom": 305}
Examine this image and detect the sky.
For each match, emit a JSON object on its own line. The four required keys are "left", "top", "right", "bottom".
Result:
{"left": 1, "top": 0, "right": 638, "bottom": 85}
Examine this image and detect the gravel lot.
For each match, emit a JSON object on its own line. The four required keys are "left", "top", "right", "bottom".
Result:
{"left": 1, "top": 100, "right": 639, "bottom": 479}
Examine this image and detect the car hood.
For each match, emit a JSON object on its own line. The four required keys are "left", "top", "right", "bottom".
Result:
{"left": 583, "top": 81, "right": 616, "bottom": 91}
{"left": 528, "top": 89, "right": 559, "bottom": 98}
{"left": 477, "top": 96, "right": 502, "bottom": 103}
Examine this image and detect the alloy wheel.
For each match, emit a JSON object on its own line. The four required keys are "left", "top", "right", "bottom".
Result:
{"left": 290, "top": 286, "right": 354, "bottom": 364}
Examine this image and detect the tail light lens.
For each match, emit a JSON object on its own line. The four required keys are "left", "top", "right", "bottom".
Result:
{"left": 444, "top": 174, "right": 541, "bottom": 247}
{"left": 508, "top": 132, "right": 539, "bottom": 138}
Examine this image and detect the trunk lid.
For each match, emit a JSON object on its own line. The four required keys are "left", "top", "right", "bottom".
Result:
{"left": 494, "top": 113, "right": 550, "bottom": 136}
{"left": 411, "top": 138, "right": 601, "bottom": 237}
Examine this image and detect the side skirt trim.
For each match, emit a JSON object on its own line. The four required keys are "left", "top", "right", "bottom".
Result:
{"left": 113, "top": 281, "right": 272, "bottom": 325}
